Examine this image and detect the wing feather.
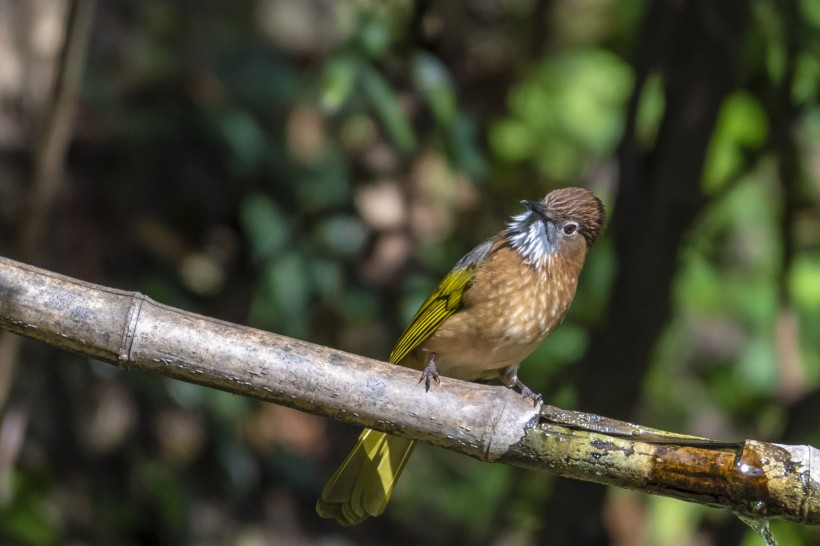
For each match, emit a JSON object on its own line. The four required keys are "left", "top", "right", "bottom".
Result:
{"left": 388, "top": 237, "right": 498, "bottom": 364}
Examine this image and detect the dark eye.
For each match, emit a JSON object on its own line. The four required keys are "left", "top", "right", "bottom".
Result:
{"left": 563, "top": 222, "right": 578, "bottom": 236}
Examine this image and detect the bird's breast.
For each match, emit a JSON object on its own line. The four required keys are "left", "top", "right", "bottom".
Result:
{"left": 476, "top": 246, "right": 576, "bottom": 345}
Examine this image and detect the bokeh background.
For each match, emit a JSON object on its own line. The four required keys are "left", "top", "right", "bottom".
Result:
{"left": 1, "top": 0, "right": 820, "bottom": 544}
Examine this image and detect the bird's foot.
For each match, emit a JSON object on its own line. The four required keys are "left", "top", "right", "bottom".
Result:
{"left": 514, "top": 379, "right": 543, "bottom": 406}
{"left": 418, "top": 353, "right": 440, "bottom": 392}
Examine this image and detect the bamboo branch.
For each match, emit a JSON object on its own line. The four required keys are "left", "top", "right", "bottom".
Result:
{"left": 0, "top": 255, "right": 818, "bottom": 526}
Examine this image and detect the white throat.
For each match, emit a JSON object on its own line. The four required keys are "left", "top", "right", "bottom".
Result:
{"left": 507, "top": 211, "right": 555, "bottom": 266}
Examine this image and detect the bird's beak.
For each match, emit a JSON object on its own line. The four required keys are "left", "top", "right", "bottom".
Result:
{"left": 521, "top": 200, "right": 552, "bottom": 224}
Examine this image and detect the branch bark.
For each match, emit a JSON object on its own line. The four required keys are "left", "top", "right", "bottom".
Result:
{"left": 0, "top": 255, "right": 819, "bottom": 526}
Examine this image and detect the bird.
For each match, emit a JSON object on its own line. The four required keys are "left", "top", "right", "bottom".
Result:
{"left": 316, "top": 186, "right": 605, "bottom": 525}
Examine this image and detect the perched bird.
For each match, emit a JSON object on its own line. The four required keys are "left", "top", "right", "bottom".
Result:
{"left": 316, "top": 187, "right": 605, "bottom": 525}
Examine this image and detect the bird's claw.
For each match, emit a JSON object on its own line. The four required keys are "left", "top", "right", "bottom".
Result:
{"left": 418, "top": 355, "right": 440, "bottom": 392}
{"left": 520, "top": 387, "right": 543, "bottom": 406}
{"left": 514, "top": 379, "right": 543, "bottom": 407}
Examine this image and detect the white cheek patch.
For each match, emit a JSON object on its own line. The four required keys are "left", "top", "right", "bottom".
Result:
{"left": 507, "top": 212, "right": 556, "bottom": 266}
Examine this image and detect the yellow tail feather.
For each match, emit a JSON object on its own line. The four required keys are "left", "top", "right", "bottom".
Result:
{"left": 316, "top": 428, "right": 416, "bottom": 525}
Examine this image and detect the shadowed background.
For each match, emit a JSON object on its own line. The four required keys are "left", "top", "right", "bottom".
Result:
{"left": 1, "top": 0, "right": 820, "bottom": 544}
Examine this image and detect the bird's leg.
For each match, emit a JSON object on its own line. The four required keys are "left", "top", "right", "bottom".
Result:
{"left": 418, "top": 352, "right": 440, "bottom": 392}
{"left": 500, "top": 366, "right": 542, "bottom": 406}
{"left": 513, "top": 378, "right": 543, "bottom": 406}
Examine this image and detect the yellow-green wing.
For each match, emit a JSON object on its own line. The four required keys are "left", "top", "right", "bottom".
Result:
{"left": 388, "top": 237, "right": 497, "bottom": 364}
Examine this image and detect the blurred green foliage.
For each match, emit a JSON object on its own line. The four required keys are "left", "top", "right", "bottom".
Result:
{"left": 490, "top": 49, "right": 632, "bottom": 180}
{"left": 1, "top": 0, "right": 820, "bottom": 545}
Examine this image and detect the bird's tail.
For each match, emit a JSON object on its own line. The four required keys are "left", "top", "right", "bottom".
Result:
{"left": 316, "top": 428, "right": 416, "bottom": 525}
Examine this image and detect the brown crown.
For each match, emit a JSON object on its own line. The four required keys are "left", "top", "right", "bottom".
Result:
{"left": 543, "top": 187, "right": 606, "bottom": 246}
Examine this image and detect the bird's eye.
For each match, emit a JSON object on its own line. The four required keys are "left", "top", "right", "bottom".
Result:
{"left": 563, "top": 222, "right": 579, "bottom": 236}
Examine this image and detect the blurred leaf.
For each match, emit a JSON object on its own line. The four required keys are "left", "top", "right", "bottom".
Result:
{"left": 314, "top": 215, "right": 368, "bottom": 257}
{"left": 142, "top": 461, "right": 187, "bottom": 530}
{"left": 737, "top": 337, "right": 777, "bottom": 394}
{"left": 524, "top": 323, "right": 589, "bottom": 382}
{"left": 222, "top": 49, "right": 300, "bottom": 107}
{"left": 674, "top": 253, "right": 724, "bottom": 313}
{"left": 165, "top": 379, "right": 208, "bottom": 408}
{"left": 793, "top": 52, "right": 820, "bottom": 103}
{"left": 535, "top": 137, "right": 583, "bottom": 181}
{"left": 791, "top": 255, "right": 820, "bottom": 306}
{"left": 396, "top": 454, "right": 510, "bottom": 536}
{"left": 360, "top": 64, "right": 416, "bottom": 153}
{"left": 357, "top": 17, "right": 392, "bottom": 57}
{"left": 752, "top": 0, "right": 786, "bottom": 83}
{"left": 207, "top": 389, "right": 253, "bottom": 422}
{"left": 320, "top": 55, "right": 360, "bottom": 113}
{"left": 308, "top": 255, "right": 343, "bottom": 301}
{"left": 240, "top": 193, "right": 290, "bottom": 262}
{"left": 703, "top": 92, "right": 768, "bottom": 193}
{"left": 413, "top": 52, "right": 484, "bottom": 182}
{"left": 415, "top": 52, "right": 457, "bottom": 127}
{"left": 635, "top": 72, "right": 665, "bottom": 148}
{"left": 0, "top": 474, "right": 57, "bottom": 546}
{"left": 262, "top": 250, "right": 310, "bottom": 338}
{"left": 800, "top": 0, "right": 820, "bottom": 27}
{"left": 206, "top": 109, "right": 269, "bottom": 178}
{"left": 293, "top": 156, "right": 351, "bottom": 210}
{"left": 217, "top": 436, "right": 258, "bottom": 493}
{"left": 490, "top": 48, "right": 631, "bottom": 180}
{"left": 340, "top": 288, "right": 379, "bottom": 322}
{"left": 647, "top": 495, "right": 706, "bottom": 546}
{"left": 551, "top": 50, "right": 632, "bottom": 150}
{"left": 490, "top": 119, "right": 534, "bottom": 162}
{"left": 800, "top": 105, "right": 820, "bottom": 144}
{"left": 449, "top": 113, "right": 486, "bottom": 179}
{"left": 571, "top": 235, "right": 616, "bottom": 320}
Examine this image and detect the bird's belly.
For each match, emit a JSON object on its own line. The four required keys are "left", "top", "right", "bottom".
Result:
{"left": 408, "top": 267, "right": 574, "bottom": 381}
{"left": 416, "top": 336, "right": 544, "bottom": 381}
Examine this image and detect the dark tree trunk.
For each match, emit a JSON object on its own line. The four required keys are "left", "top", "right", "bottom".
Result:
{"left": 541, "top": 1, "right": 751, "bottom": 543}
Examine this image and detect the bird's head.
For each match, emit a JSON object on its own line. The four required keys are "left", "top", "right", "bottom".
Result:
{"left": 507, "top": 187, "right": 605, "bottom": 265}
